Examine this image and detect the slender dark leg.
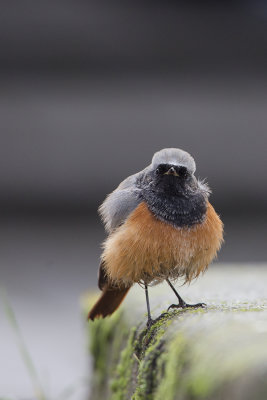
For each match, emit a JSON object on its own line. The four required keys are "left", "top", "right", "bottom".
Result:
{"left": 145, "top": 285, "right": 154, "bottom": 327}
{"left": 166, "top": 278, "right": 206, "bottom": 311}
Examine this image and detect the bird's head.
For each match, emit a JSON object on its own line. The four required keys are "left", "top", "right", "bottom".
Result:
{"left": 150, "top": 148, "right": 198, "bottom": 195}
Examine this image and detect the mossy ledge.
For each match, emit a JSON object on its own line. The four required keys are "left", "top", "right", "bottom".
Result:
{"left": 84, "top": 266, "right": 267, "bottom": 400}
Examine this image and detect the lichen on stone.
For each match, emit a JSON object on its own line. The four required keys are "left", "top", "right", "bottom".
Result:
{"left": 87, "top": 308, "right": 130, "bottom": 400}
{"left": 111, "top": 327, "right": 137, "bottom": 400}
{"left": 85, "top": 270, "right": 267, "bottom": 400}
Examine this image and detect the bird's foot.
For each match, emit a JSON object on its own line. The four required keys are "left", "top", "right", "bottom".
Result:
{"left": 146, "top": 317, "right": 156, "bottom": 329}
{"left": 167, "top": 302, "right": 206, "bottom": 312}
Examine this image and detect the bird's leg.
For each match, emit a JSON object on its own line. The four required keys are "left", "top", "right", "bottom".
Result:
{"left": 145, "top": 284, "right": 154, "bottom": 327}
{"left": 166, "top": 278, "right": 206, "bottom": 311}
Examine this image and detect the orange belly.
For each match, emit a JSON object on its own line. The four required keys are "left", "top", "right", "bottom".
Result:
{"left": 101, "top": 201, "right": 223, "bottom": 287}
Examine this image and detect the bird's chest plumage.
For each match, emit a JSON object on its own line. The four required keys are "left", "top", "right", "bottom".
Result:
{"left": 102, "top": 201, "right": 223, "bottom": 287}
{"left": 141, "top": 186, "right": 207, "bottom": 228}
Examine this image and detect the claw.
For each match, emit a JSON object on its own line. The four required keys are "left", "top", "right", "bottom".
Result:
{"left": 167, "top": 303, "right": 179, "bottom": 311}
{"left": 187, "top": 302, "right": 207, "bottom": 309}
{"left": 146, "top": 318, "right": 155, "bottom": 328}
{"left": 168, "top": 302, "right": 206, "bottom": 311}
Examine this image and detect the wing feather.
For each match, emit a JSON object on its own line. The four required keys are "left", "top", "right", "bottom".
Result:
{"left": 98, "top": 168, "right": 148, "bottom": 233}
{"left": 97, "top": 167, "right": 149, "bottom": 289}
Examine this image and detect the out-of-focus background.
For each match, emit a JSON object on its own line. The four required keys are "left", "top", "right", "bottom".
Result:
{"left": 1, "top": 1, "right": 267, "bottom": 399}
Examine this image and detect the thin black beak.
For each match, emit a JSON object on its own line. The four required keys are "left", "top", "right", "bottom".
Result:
{"left": 165, "top": 166, "right": 179, "bottom": 176}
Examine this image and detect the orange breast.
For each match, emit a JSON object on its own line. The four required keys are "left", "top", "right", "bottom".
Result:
{"left": 101, "top": 201, "right": 223, "bottom": 287}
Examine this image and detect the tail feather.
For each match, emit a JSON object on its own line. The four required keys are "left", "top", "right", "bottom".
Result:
{"left": 88, "top": 286, "right": 130, "bottom": 321}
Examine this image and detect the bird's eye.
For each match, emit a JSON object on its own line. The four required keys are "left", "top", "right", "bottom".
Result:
{"left": 156, "top": 164, "right": 169, "bottom": 175}
{"left": 179, "top": 166, "right": 188, "bottom": 178}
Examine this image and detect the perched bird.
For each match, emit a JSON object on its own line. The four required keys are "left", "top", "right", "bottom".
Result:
{"left": 88, "top": 148, "right": 223, "bottom": 325}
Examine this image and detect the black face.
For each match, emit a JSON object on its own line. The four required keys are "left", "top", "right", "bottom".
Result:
{"left": 139, "top": 163, "right": 207, "bottom": 227}
{"left": 154, "top": 163, "right": 193, "bottom": 196}
{"left": 155, "top": 163, "right": 189, "bottom": 180}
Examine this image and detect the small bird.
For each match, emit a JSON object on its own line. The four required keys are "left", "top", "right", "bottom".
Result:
{"left": 88, "top": 148, "right": 223, "bottom": 326}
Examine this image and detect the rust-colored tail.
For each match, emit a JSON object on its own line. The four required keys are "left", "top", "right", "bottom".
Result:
{"left": 88, "top": 286, "right": 130, "bottom": 321}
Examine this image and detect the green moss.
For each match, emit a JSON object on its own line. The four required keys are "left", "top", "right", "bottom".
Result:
{"left": 111, "top": 327, "right": 137, "bottom": 400}
{"left": 85, "top": 287, "right": 267, "bottom": 400}
{"left": 131, "top": 314, "right": 173, "bottom": 400}
{"left": 134, "top": 310, "right": 212, "bottom": 400}
{"left": 88, "top": 309, "right": 130, "bottom": 400}
{"left": 154, "top": 334, "right": 188, "bottom": 400}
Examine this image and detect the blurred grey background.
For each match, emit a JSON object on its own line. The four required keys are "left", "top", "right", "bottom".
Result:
{"left": 0, "top": 1, "right": 267, "bottom": 399}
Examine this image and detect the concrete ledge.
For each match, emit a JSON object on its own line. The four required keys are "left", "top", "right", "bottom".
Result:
{"left": 84, "top": 265, "right": 267, "bottom": 400}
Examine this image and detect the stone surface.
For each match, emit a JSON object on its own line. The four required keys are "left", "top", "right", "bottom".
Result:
{"left": 84, "top": 265, "right": 267, "bottom": 400}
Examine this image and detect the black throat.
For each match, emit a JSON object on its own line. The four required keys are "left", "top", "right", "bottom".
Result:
{"left": 140, "top": 173, "right": 207, "bottom": 228}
